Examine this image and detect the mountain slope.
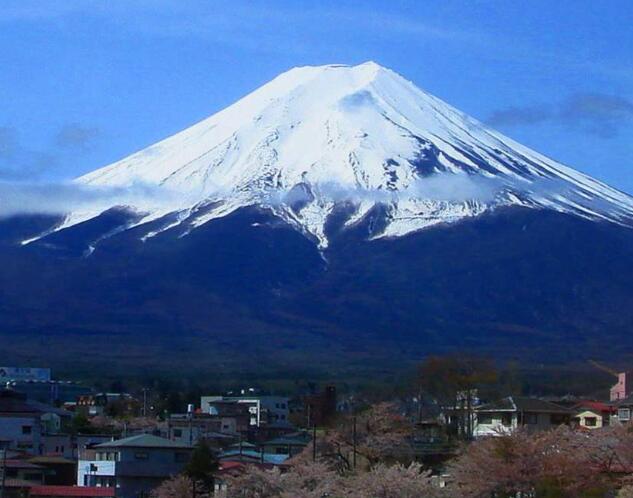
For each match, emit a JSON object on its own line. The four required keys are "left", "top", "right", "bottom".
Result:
{"left": 3, "top": 62, "right": 633, "bottom": 378}
{"left": 2, "top": 207, "right": 633, "bottom": 378}
{"left": 35, "top": 61, "right": 633, "bottom": 249}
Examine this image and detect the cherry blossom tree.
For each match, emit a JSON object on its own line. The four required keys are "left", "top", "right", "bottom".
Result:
{"left": 348, "top": 463, "right": 444, "bottom": 498}
{"left": 449, "top": 425, "right": 622, "bottom": 497}
{"left": 151, "top": 475, "right": 212, "bottom": 498}
{"left": 226, "top": 461, "right": 444, "bottom": 498}
{"left": 301, "top": 402, "right": 414, "bottom": 471}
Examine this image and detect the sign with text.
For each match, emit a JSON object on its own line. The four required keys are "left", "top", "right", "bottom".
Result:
{"left": 0, "top": 367, "right": 51, "bottom": 382}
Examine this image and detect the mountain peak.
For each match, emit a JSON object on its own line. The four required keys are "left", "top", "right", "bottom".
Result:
{"left": 48, "top": 63, "right": 633, "bottom": 248}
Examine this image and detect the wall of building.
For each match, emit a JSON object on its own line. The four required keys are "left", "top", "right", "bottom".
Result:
{"left": 201, "top": 396, "right": 290, "bottom": 427}
{"left": 474, "top": 412, "right": 562, "bottom": 437}
{"left": 0, "top": 414, "right": 41, "bottom": 452}
{"left": 473, "top": 413, "right": 517, "bottom": 437}
{"left": 41, "top": 434, "right": 73, "bottom": 458}
{"left": 576, "top": 410, "right": 603, "bottom": 429}
{"left": 611, "top": 373, "right": 627, "bottom": 401}
{"left": 78, "top": 447, "right": 191, "bottom": 498}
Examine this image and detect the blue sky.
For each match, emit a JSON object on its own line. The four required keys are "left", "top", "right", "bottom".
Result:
{"left": 1, "top": 0, "right": 632, "bottom": 192}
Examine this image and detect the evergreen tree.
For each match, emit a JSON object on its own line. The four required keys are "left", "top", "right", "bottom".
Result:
{"left": 184, "top": 440, "right": 219, "bottom": 495}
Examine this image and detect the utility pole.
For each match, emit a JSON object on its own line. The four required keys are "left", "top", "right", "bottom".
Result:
{"left": 141, "top": 388, "right": 148, "bottom": 417}
{"left": 0, "top": 444, "right": 6, "bottom": 498}
{"left": 312, "top": 423, "right": 317, "bottom": 462}
{"left": 352, "top": 415, "right": 357, "bottom": 469}
{"left": 307, "top": 403, "right": 311, "bottom": 429}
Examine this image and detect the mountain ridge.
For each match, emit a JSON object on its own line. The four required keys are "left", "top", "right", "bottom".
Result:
{"left": 22, "top": 62, "right": 633, "bottom": 249}
{"left": 3, "top": 63, "right": 633, "bottom": 377}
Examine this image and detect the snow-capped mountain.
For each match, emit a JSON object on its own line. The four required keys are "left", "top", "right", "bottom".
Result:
{"left": 4, "top": 62, "right": 633, "bottom": 375}
{"left": 46, "top": 61, "right": 633, "bottom": 249}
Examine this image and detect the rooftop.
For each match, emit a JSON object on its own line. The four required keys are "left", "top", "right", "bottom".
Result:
{"left": 30, "top": 486, "right": 116, "bottom": 497}
{"left": 573, "top": 400, "right": 616, "bottom": 413}
{"left": 0, "top": 389, "right": 71, "bottom": 416}
{"left": 96, "top": 434, "right": 192, "bottom": 449}
{"left": 264, "top": 436, "right": 310, "bottom": 447}
{"left": 219, "top": 450, "right": 289, "bottom": 465}
{"left": 476, "top": 396, "right": 572, "bottom": 414}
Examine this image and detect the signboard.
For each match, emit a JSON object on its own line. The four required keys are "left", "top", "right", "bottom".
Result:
{"left": 0, "top": 367, "right": 51, "bottom": 382}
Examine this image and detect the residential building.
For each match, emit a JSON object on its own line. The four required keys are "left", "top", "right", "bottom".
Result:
{"left": 76, "top": 393, "right": 139, "bottom": 418}
{"left": 473, "top": 396, "right": 572, "bottom": 437}
{"left": 2, "top": 459, "right": 50, "bottom": 485}
{"left": 167, "top": 412, "right": 238, "bottom": 447}
{"left": 573, "top": 401, "right": 615, "bottom": 429}
{"left": 0, "top": 389, "right": 72, "bottom": 454}
{"left": 41, "top": 434, "right": 115, "bottom": 460}
{"left": 30, "top": 485, "right": 116, "bottom": 497}
{"left": 261, "top": 433, "right": 310, "bottom": 457}
{"left": 29, "top": 455, "right": 78, "bottom": 486}
{"left": 218, "top": 448, "right": 289, "bottom": 465}
{"left": 612, "top": 396, "right": 633, "bottom": 424}
{"left": 201, "top": 395, "right": 290, "bottom": 428}
{"left": 77, "top": 434, "right": 192, "bottom": 498}
{"left": 609, "top": 371, "right": 633, "bottom": 402}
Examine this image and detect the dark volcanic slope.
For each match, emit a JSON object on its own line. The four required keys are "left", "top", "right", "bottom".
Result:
{"left": 1, "top": 206, "right": 633, "bottom": 377}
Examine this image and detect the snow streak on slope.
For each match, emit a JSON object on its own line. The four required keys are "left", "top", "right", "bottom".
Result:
{"left": 36, "top": 62, "right": 633, "bottom": 247}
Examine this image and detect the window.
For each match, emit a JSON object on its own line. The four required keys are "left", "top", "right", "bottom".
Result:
{"left": 477, "top": 414, "right": 493, "bottom": 425}
{"left": 97, "top": 477, "right": 115, "bottom": 488}
{"left": 173, "top": 429, "right": 183, "bottom": 438}
{"left": 501, "top": 414, "right": 513, "bottom": 426}
{"left": 619, "top": 408, "right": 631, "bottom": 421}
{"left": 98, "top": 452, "right": 119, "bottom": 461}
{"left": 584, "top": 417, "right": 598, "bottom": 427}
{"left": 22, "top": 425, "right": 32, "bottom": 435}
{"left": 134, "top": 452, "right": 149, "bottom": 460}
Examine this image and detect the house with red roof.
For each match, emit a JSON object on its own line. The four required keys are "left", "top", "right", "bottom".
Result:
{"left": 572, "top": 401, "right": 616, "bottom": 429}
{"left": 30, "top": 486, "right": 116, "bottom": 497}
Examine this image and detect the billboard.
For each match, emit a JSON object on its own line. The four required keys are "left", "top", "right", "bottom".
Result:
{"left": 0, "top": 367, "right": 51, "bottom": 382}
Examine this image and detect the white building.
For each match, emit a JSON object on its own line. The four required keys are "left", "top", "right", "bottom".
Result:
{"left": 200, "top": 395, "right": 289, "bottom": 427}
{"left": 473, "top": 396, "right": 572, "bottom": 437}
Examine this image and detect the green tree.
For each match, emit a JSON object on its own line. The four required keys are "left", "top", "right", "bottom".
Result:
{"left": 184, "top": 440, "right": 219, "bottom": 496}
